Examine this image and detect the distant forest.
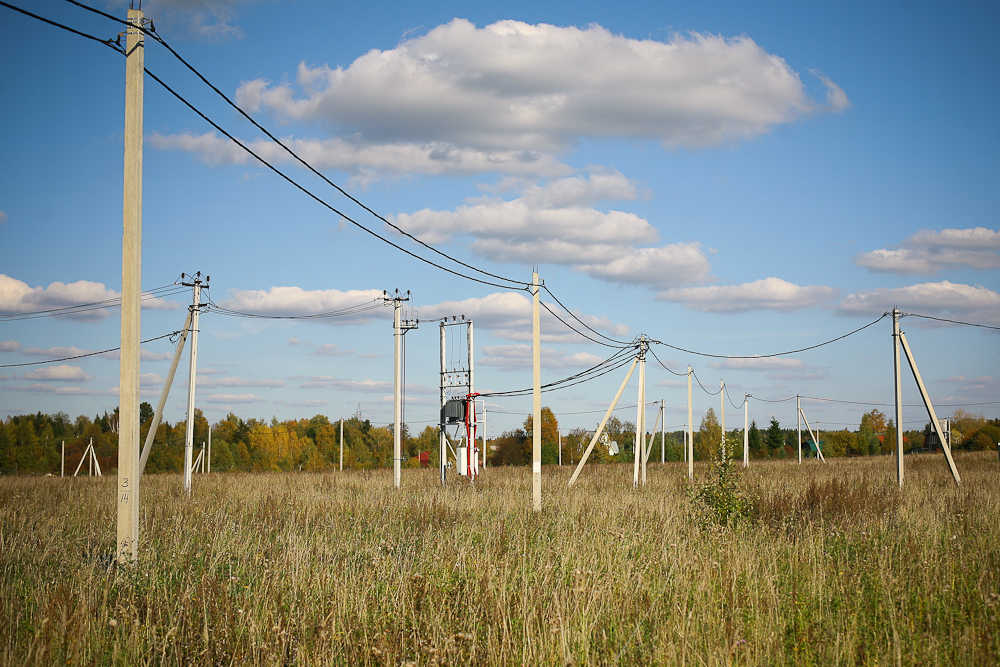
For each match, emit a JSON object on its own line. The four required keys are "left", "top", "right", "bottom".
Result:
{"left": 1, "top": 404, "right": 997, "bottom": 476}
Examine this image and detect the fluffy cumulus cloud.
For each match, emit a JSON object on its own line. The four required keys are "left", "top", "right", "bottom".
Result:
{"left": 855, "top": 227, "right": 1000, "bottom": 275}
{"left": 393, "top": 173, "right": 711, "bottom": 287}
{"left": 480, "top": 344, "right": 605, "bottom": 370}
{"left": 707, "top": 357, "right": 806, "bottom": 371}
{"left": 155, "top": 19, "right": 845, "bottom": 177}
{"left": 420, "top": 291, "right": 629, "bottom": 343}
{"left": 837, "top": 281, "right": 1000, "bottom": 325}
{"left": 657, "top": 277, "right": 837, "bottom": 312}
{"left": 22, "top": 365, "right": 92, "bottom": 382}
{"left": 0, "top": 340, "right": 21, "bottom": 352}
{"left": 217, "top": 286, "right": 387, "bottom": 324}
{"left": 0, "top": 274, "right": 179, "bottom": 321}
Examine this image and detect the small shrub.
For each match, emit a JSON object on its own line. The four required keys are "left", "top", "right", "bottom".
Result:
{"left": 690, "top": 440, "right": 755, "bottom": 528}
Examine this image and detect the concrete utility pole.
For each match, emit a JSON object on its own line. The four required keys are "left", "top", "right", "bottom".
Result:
{"left": 384, "top": 290, "right": 417, "bottom": 489}
{"left": 439, "top": 322, "right": 447, "bottom": 485}
{"left": 61, "top": 441, "right": 65, "bottom": 478}
{"left": 117, "top": 6, "right": 145, "bottom": 563}
{"left": 744, "top": 394, "right": 749, "bottom": 468}
{"left": 634, "top": 336, "right": 648, "bottom": 488}
{"left": 531, "top": 271, "right": 542, "bottom": 511}
{"left": 558, "top": 429, "right": 562, "bottom": 466}
{"left": 660, "top": 400, "right": 665, "bottom": 464}
{"left": 182, "top": 273, "right": 205, "bottom": 496}
{"left": 892, "top": 307, "right": 904, "bottom": 488}
{"left": 339, "top": 417, "right": 343, "bottom": 471}
{"left": 687, "top": 366, "right": 693, "bottom": 480}
{"left": 796, "top": 394, "right": 802, "bottom": 464}
{"left": 720, "top": 379, "right": 725, "bottom": 457}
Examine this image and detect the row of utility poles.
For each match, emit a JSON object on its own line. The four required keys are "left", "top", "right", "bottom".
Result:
{"left": 112, "top": 7, "right": 961, "bottom": 566}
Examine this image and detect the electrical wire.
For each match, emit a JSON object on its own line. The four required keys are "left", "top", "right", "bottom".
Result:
{"left": 540, "top": 285, "right": 632, "bottom": 347}
{"left": 647, "top": 348, "right": 688, "bottom": 377}
{"left": 0, "top": 285, "right": 188, "bottom": 321}
{"left": 58, "top": 0, "right": 526, "bottom": 291}
{"left": 2, "top": 1, "right": 526, "bottom": 292}
{"left": 724, "top": 384, "right": 746, "bottom": 409}
{"left": 202, "top": 292, "right": 384, "bottom": 320}
{"left": 538, "top": 300, "right": 630, "bottom": 349}
{"left": 651, "top": 312, "right": 890, "bottom": 359}
{"left": 480, "top": 346, "right": 637, "bottom": 398}
{"left": 0, "top": 332, "right": 180, "bottom": 368}
{"left": 691, "top": 369, "right": 722, "bottom": 396}
{"left": 901, "top": 312, "right": 1000, "bottom": 331}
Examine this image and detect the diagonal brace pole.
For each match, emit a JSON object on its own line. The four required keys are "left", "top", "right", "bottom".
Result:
{"left": 568, "top": 356, "right": 639, "bottom": 488}
{"left": 898, "top": 331, "right": 961, "bottom": 485}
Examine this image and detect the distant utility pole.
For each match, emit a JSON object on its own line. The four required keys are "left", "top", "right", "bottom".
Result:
{"left": 182, "top": 272, "right": 207, "bottom": 496}
{"left": 892, "top": 307, "right": 904, "bottom": 488}
{"left": 687, "top": 366, "right": 693, "bottom": 480}
{"left": 116, "top": 6, "right": 146, "bottom": 563}
{"left": 384, "top": 290, "right": 417, "bottom": 489}
{"left": 796, "top": 394, "right": 802, "bottom": 464}
{"left": 532, "top": 271, "right": 542, "bottom": 511}
{"left": 720, "top": 379, "right": 725, "bottom": 457}
{"left": 743, "top": 393, "right": 749, "bottom": 468}
{"left": 339, "top": 417, "right": 344, "bottom": 471}
{"left": 633, "top": 335, "right": 647, "bottom": 489}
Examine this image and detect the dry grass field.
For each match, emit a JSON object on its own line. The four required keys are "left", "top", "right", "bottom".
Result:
{"left": 1, "top": 453, "right": 998, "bottom": 666}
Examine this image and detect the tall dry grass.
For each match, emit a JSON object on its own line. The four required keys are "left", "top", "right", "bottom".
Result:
{"left": 1, "top": 453, "right": 998, "bottom": 666}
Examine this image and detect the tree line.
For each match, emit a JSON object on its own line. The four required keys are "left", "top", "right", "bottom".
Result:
{"left": 1, "top": 405, "right": 997, "bottom": 476}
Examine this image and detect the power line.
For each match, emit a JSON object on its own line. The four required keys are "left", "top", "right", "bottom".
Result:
{"left": 0, "top": 332, "right": 180, "bottom": 368}
{"left": 0, "top": 285, "right": 188, "bottom": 322}
{"left": 650, "top": 312, "right": 889, "bottom": 359}
{"left": 538, "top": 300, "right": 629, "bottom": 348}
{"left": 1, "top": 1, "right": 525, "bottom": 292}
{"left": 691, "top": 369, "right": 722, "bottom": 396}
{"left": 647, "top": 348, "right": 688, "bottom": 377}
{"left": 480, "top": 346, "right": 636, "bottom": 398}
{"left": 901, "top": 312, "right": 1000, "bottom": 331}
{"left": 58, "top": 0, "right": 526, "bottom": 291}
{"left": 541, "top": 285, "right": 632, "bottom": 347}
{"left": 724, "top": 383, "right": 746, "bottom": 409}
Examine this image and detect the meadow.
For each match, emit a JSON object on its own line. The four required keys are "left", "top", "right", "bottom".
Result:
{"left": 1, "top": 453, "right": 998, "bottom": 666}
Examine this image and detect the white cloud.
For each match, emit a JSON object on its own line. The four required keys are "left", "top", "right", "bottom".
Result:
{"left": 202, "top": 393, "right": 265, "bottom": 404}
{"left": 0, "top": 274, "right": 179, "bottom": 321}
{"left": 289, "top": 400, "right": 328, "bottom": 408}
{"left": 217, "top": 286, "right": 387, "bottom": 324}
{"left": 139, "top": 0, "right": 254, "bottom": 41}
{"left": 480, "top": 344, "right": 605, "bottom": 370}
{"left": 392, "top": 174, "right": 711, "bottom": 287}
{"left": 21, "top": 346, "right": 92, "bottom": 359}
{"left": 4, "top": 383, "right": 117, "bottom": 396}
{"left": 296, "top": 375, "right": 436, "bottom": 394}
{"left": 157, "top": 20, "right": 845, "bottom": 178}
{"left": 0, "top": 341, "right": 21, "bottom": 352}
{"left": 22, "top": 365, "right": 92, "bottom": 382}
{"left": 657, "top": 277, "right": 836, "bottom": 312}
{"left": 855, "top": 227, "right": 1000, "bottom": 275}
{"left": 140, "top": 373, "right": 165, "bottom": 387}
{"left": 197, "top": 376, "right": 285, "bottom": 388}
{"left": 241, "top": 21, "right": 839, "bottom": 153}
{"left": 102, "top": 349, "right": 176, "bottom": 362}
{"left": 311, "top": 344, "right": 355, "bottom": 357}
{"left": 707, "top": 357, "right": 806, "bottom": 371}
{"left": 836, "top": 281, "right": 1000, "bottom": 325}
{"left": 420, "top": 291, "right": 629, "bottom": 342}
{"left": 150, "top": 132, "right": 571, "bottom": 179}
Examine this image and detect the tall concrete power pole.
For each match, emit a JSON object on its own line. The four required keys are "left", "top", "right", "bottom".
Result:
{"left": 182, "top": 273, "right": 205, "bottom": 496}
{"left": 117, "top": 7, "right": 145, "bottom": 562}
{"left": 531, "top": 271, "right": 541, "bottom": 511}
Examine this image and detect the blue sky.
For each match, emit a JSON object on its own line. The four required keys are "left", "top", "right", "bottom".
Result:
{"left": 1, "top": 0, "right": 998, "bottom": 438}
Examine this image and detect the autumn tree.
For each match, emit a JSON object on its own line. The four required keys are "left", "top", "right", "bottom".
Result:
{"left": 523, "top": 407, "right": 559, "bottom": 464}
